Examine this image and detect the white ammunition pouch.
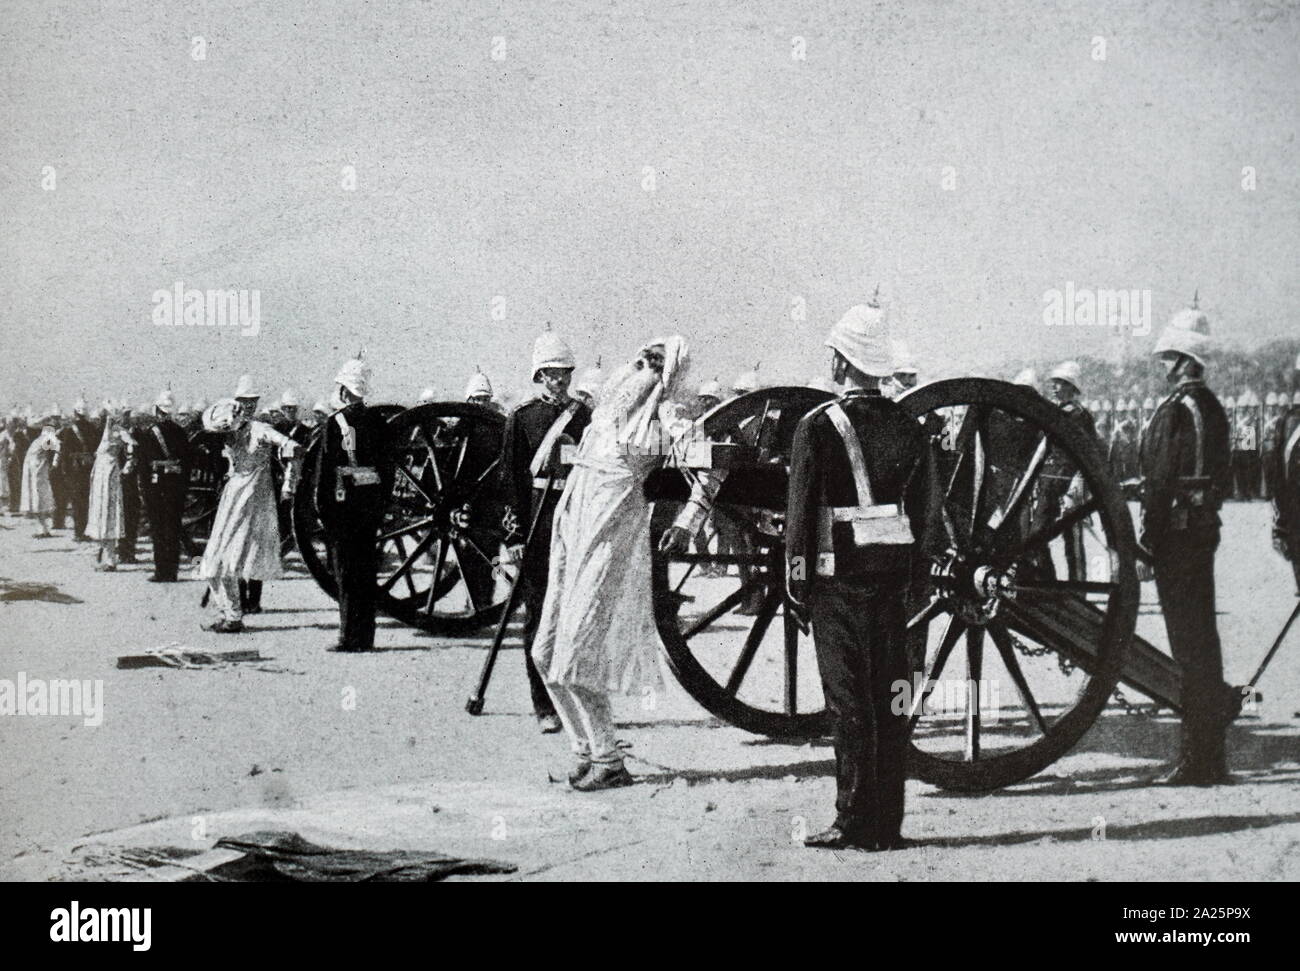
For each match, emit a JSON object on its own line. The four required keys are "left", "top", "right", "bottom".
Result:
{"left": 334, "top": 413, "right": 379, "bottom": 501}
{"left": 815, "top": 403, "right": 914, "bottom": 576}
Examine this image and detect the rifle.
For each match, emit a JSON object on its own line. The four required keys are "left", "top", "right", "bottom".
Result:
{"left": 465, "top": 461, "right": 562, "bottom": 715}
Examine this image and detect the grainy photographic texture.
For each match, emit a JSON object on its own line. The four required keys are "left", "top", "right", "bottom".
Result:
{"left": 1, "top": 1, "right": 1297, "bottom": 889}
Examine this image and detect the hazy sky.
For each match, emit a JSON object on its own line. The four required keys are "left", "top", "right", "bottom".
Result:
{"left": 3, "top": 0, "right": 1297, "bottom": 410}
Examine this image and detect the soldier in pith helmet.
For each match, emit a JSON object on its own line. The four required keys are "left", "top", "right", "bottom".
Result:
{"left": 1140, "top": 298, "right": 1234, "bottom": 785}
{"left": 1030, "top": 361, "right": 1098, "bottom": 578}
{"left": 1108, "top": 398, "right": 1139, "bottom": 485}
{"left": 54, "top": 396, "right": 98, "bottom": 540}
{"left": 313, "top": 358, "right": 391, "bottom": 651}
{"left": 1232, "top": 389, "right": 1262, "bottom": 500}
{"left": 500, "top": 330, "right": 591, "bottom": 732}
{"left": 785, "top": 302, "right": 938, "bottom": 850}
{"left": 134, "top": 388, "right": 190, "bottom": 582}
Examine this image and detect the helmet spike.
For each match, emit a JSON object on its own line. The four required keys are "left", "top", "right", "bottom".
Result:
{"left": 1192, "top": 289, "right": 1199, "bottom": 309}
{"left": 868, "top": 284, "right": 881, "bottom": 308}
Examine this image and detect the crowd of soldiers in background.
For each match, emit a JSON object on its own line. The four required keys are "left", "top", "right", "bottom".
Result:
{"left": 1081, "top": 378, "right": 1300, "bottom": 501}
{"left": 2, "top": 346, "right": 1295, "bottom": 562}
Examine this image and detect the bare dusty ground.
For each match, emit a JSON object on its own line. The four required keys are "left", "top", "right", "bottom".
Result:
{"left": 0, "top": 502, "right": 1297, "bottom": 881}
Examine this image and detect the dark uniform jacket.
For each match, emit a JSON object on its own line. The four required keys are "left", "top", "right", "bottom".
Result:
{"left": 1269, "top": 405, "right": 1300, "bottom": 558}
{"left": 57, "top": 418, "right": 98, "bottom": 475}
{"left": 1139, "top": 379, "right": 1230, "bottom": 546}
{"left": 133, "top": 417, "right": 190, "bottom": 494}
{"left": 1044, "top": 399, "right": 1097, "bottom": 481}
{"left": 500, "top": 395, "right": 591, "bottom": 527}
{"left": 786, "top": 389, "right": 937, "bottom": 605}
{"left": 313, "top": 402, "right": 392, "bottom": 533}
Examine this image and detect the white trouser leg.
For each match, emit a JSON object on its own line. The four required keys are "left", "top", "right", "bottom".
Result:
{"left": 568, "top": 685, "right": 621, "bottom": 765}
{"left": 546, "top": 682, "right": 591, "bottom": 759}
{"left": 209, "top": 576, "right": 243, "bottom": 622}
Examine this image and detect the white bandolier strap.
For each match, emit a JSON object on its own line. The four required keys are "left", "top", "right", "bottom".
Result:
{"left": 816, "top": 403, "right": 915, "bottom": 575}
{"left": 1285, "top": 422, "right": 1300, "bottom": 470}
{"left": 529, "top": 400, "right": 581, "bottom": 478}
{"left": 335, "top": 412, "right": 357, "bottom": 466}
{"left": 1178, "top": 393, "right": 1205, "bottom": 478}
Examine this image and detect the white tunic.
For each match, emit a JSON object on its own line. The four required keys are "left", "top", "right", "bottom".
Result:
{"left": 531, "top": 405, "right": 668, "bottom": 695}
{"left": 199, "top": 421, "right": 296, "bottom": 580}
{"left": 20, "top": 429, "right": 59, "bottom": 515}
{"left": 87, "top": 429, "right": 131, "bottom": 541}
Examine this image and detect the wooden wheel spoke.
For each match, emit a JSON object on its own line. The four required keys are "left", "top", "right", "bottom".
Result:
{"left": 411, "top": 426, "right": 447, "bottom": 493}
{"left": 380, "top": 529, "right": 437, "bottom": 593}
{"left": 445, "top": 541, "right": 480, "bottom": 614}
{"left": 724, "top": 591, "right": 779, "bottom": 696}
{"left": 378, "top": 516, "right": 436, "bottom": 543}
{"left": 988, "top": 621, "right": 1049, "bottom": 735}
{"left": 681, "top": 583, "right": 755, "bottom": 639}
{"left": 452, "top": 431, "right": 470, "bottom": 481}
{"left": 907, "top": 595, "right": 945, "bottom": 632}
{"left": 964, "top": 627, "right": 985, "bottom": 762}
{"left": 389, "top": 535, "right": 421, "bottom": 598}
{"left": 1005, "top": 497, "right": 1100, "bottom": 562}
{"left": 910, "top": 614, "right": 965, "bottom": 724}
{"left": 990, "top": 435, "right": 1048, "bottom": 542}
{"left": 395, "top": 464, "right": 437, "bottom": 508}
{"left": 424, "top": 536, "right": 452, "bottom": 614}
{"left": 969, "top": 406, "right": 991, "bottom": 538}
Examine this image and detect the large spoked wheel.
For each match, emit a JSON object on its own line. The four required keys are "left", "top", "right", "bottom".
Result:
{"left": 899, "top": 379, "right": 1139, "bottom": 791}
{"left": 294, "top": 403, "right": 517, "bottom": 636}
{"left": 182, "top": 429, "right": 228, "bottom": 555}
{"left": 649, "top": 387, "right": 834, "bottom": 739}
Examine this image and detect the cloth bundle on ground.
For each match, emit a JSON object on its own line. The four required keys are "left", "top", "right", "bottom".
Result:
{"left": 208, "top": 830, "right": 516, "bottom": 882}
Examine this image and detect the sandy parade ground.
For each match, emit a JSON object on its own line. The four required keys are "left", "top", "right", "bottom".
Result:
{"left": 0, "top": 497, "right": 1296, "bottom": 883}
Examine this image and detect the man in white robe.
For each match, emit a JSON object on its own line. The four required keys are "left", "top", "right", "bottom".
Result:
{"left": 532, "top": 336, "right": 690, "bottom": 791}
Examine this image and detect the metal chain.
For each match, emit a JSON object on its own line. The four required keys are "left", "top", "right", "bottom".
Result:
{"left": 1110, "top": 684, "right": 1162, "bottom": 718}
{"left": 1008, "top": 630, "right": 1076, "bottom": 676}
{"left": 1007, "top": 632, "right": 1160, "bottom": 716}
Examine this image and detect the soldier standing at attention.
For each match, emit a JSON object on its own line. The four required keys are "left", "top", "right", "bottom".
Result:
{"left": 1140, "top": 300, "right": 1234, "bottom": 785}
{"left": 134, "top": 389, "right": 190, "bottom": 582}
{"left": 55, "top": 398, "right": 97, "bottom": 541}
{"left": 117, "top": 404, "right": 145, "bottom": 563}
{"left": 500, "top": 331, "right": 591, "bottom": 732}
{"left": 785, "top": 303, "right": 936, "bottom": 851}
{"left": 314, "top": 359, "right": 390, "bottom": 652}
{"left": 1030, "top": 361, "right": 1097, "bottom": 578}
{"left": 1232, "top": 390, "right": 1262, "bottom": 500}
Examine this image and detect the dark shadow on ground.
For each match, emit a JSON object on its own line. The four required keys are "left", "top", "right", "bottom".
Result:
{"left": 631, "top": 757, "right": 836, "bottom": 786}
{"left": 916, "top": 812, "right": 1300, "bottom": 848}
{"left": 920, "top": 714, "right": 1300, "bottom": 798}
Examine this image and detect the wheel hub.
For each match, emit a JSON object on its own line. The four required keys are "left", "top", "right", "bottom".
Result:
{"left": 931, "top": 550, "right": 1017, "bottom": 625}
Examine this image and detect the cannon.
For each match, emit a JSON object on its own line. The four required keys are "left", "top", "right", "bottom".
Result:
{"left": 291, "top": 402, "right": 519, "bottom": 635}
{"left": 644, "top": 379, "right": 1246, "bottom": 792}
